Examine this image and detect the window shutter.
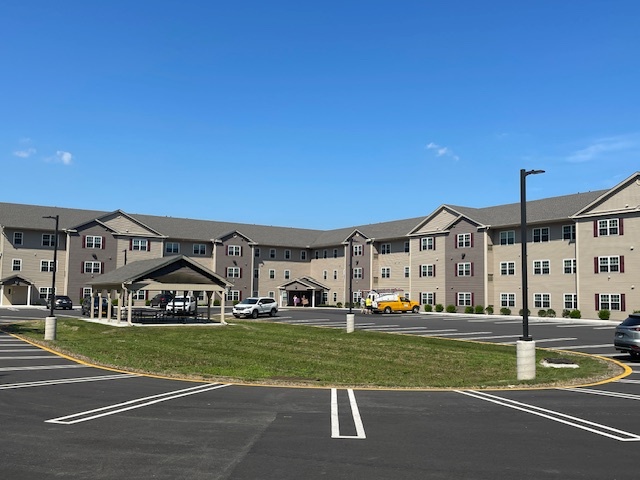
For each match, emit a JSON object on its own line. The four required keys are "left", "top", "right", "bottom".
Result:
{"left": 454, "top": 235, "right": 458, "bottom": 249}
{"left": 433, "top": 238, "right": 436, "bottom": 251}
{"left": 470, "top": 233, "right": 474, "bottom": 247}
{"left": 593, "top": 221, "right": 598, "bottom": 237}
{"left": 434, "top": 292, "right": 436, "bottom": 305}
{"left": 101, "top": 262, "right": 104, "bottom": 274}
{"left": 620, "top": 255, "right": 625, "bottom": 273}
{"left": 594, "top": 257, "right": 598, "bottom": 274}
{"left": 81, "top": 262, "right": 85, "bottom": 274}
{"left": 239, "top": 268, "right": 243, "bottom": 278}
{"left": 419, "top": 240, "right": 422, "bottom": 251}
{"left": 240, "top": 246, "right": 243, "bottom": 256}
{"left": 455, "top": 264, "right": 458, "bottom": 277}
{"left": 621, "top": 294, "right": 626, "bottom": 311}
{"left": 147, "top": 241, "right": 151, "bottom": 252}
{"left": 619, "top": 218, "right": 624, "bottom": 235}
{"left": 595, "top": 294, "right": 600, "bottom": 311}
{"left": 102, "top": 236, "right": 105, "bottom": 249}
{"left": 82, "top": 235, "right": 86, "bottom": 248}
{"left": 471, "top": 292, "right": 475, "bottom": 305}
{"left": 419, "top": 265, "right": 422, "bottom": 277}
{"left": 129, "top": 239, "right": 133, "bottom": 250}
{"left": 226, "top": 245, "right": 229, "bottom": 255}
{"left": 433, "top": 265, "right": 436, "bottom": 277}
{"left": 471, "top": 263, "right": 474, "bottom": 276}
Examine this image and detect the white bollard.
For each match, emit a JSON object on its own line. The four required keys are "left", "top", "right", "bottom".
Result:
{"left": 44, "top": 316, "right": 57, "bottom": 341}
{"left": 346, "top": 313, "right": 355, "bottom": 333}
{"left": 516, "top": 340, "right": 536, "bottom": 380}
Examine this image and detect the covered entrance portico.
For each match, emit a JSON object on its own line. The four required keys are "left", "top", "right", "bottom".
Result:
{"left": 86, "top": 255, "right": 232, "bottom": 325}
{"left": 278, "top": 276, "right": 329, "bottom": 308}
{"left": 0, "top": 274, "right": 36, "bottom": 306}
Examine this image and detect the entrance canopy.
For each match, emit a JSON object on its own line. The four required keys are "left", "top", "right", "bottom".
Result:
{"left": 87, "top": 255, "right": 232, "bottom": 324}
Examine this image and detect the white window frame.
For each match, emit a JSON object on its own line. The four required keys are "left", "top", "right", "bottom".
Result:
{"left": 500, "top": 261, "right": 515, "bottom": 276}
{"left": 226, "top": 290, "right": 240, "bottom": 302}
{"left": 500, "top": 293, "right": 516, "bottom": 308}
{"left": 564, "top": 294, "right": 577, "bottom": 309}
{"left": 499, "top": 231, "right": 515, "bottom": 245}
{"left": 284, "top": 270, "right": 290, "bottom": 280}
{"left": 40, "top": 260, "right": 55, "bottom": 272}
{"left": 193, "top": 243, "right": 206, "bottom": 255}
{"left": 421, "top": 237, "right": 434, "bottom": 250}
{"left": 12, "top": 259, "right": 22, "bottom": 271}
{"left": 39, "top": 287, "right": 54, "bottom": 300}
{"left": 534, "top": 293, "right": 550, "bottom": 308}
{"left": 300, "top": 250, "right": 307, "bottom": 260}
{"left": 381, "top": 267, "right": 390, "bottom": 279}
{"left": 457, "top": 262, "right": 472, "bottom": 277}
{"left": 598, "top": 219, "right": 619, "bottom": 236}
{"left": 457, "top": 233, "right": 471, "bottom": 248}
{"left": 533, "top": 260, "right": 550, "bottom": 275}
{"left": 421, "top": 292, "right": 435, "bottom": 305}
{"left": 381, "top": 243, "right": 391, "bottom": 255}
{"left": 42, "top": 233, "right": 56, "bottom": 247}
{"left": 353, "top": 267, "right": 363, "bottom": 279}
{"left": 269, "top": 269, "right": 275, "bottom": 279}
{"left": 563, "top": 225, "right": 575, "bottom": 241}
{"left": 165, "top": 242, "right": 180, "bottom": 254}
{"left": 227, "top": 267, "right": 241, "bottom": 278}
{"left": 563, "top": 258, "right": 576, "bottom": 274}
{"left": 84, "top": 261, "right": 101, "bottom": 274}
{"left": 285, "top": 249, "right": 291, "bottom": 259}
{"left": 457, "top": 292, "right": 472, "bottom": 306}
{"left": 85, "top": 235, "right": 103, "bottom": 249}
{"left": 421, "top": 264, "right": 434, "bottom": 277}
{"left": 353, "top": 244, "right": 363, "bottom": 256}
{"left": 599, "top": 256, "right": 620, "bottom": 273}
{"left": 132, "top": 239, "right": 149, "bottom": 251}
{"left": 132, "top": 290, "right": 147, "bottom": 300}
{"left": 404, "top": 266, "right": 410, "bottom": 278}
{"left": 270, "top": 248, "right": 276, "bottom": 259}
{"left": 228, "top": 245, "right": 242, "bottom": 256}
{"left": 323, "top": 270, "right": 328, "bottom": 280}
{"left": 533, "top": 227, "right": 550, "bottom": 243}
{"left": 333, "top": 270, "right": 338, "bottom": 280}
{"left": 13, "top": 232, "right": 23, "bottom": 245}
{"left": 599, "top": 293, "right": 621, "bottom": 311}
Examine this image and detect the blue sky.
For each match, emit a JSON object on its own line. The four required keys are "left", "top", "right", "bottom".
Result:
{"left": 2, "top": 1, "right": 639, "bottom": 230}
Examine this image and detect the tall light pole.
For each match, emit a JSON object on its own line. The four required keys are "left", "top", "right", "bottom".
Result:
{"left": 346, "top": 236, "right": 355, "bottom": 332}
{"left": 518, "top": 169, "right": 544, "bottom": 380}
{"left": 43, "top": 214, "right": 59, "bottom": 340}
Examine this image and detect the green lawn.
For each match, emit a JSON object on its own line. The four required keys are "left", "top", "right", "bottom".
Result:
{"left": 1, "top": 318, "right": 622, "bottom": 389}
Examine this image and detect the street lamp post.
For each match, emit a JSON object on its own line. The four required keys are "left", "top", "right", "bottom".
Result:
{"left": 43, "top": 214, "right": 59, "bottom": 340}
{"left": 517, "top": 169, "right": 545, "bottom": 380}
{"left": 346, "top": 236, "right": 355, "bottom": 332}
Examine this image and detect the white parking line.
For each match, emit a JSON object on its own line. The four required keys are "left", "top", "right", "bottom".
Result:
{"left": 0, "top": 364, "right": 88, "bottom": 372}
{"left": 457, "top": 390, "right": 640, "bottom": 441}
{"left": 46, "top": 383, "right": 231, "bottom": 425}
{"left": 331, "top": 389, "right": 366, "bottom": 439}
{"left": 0, "top": 374, "right": 138, "bottom": 390}
{"left": 562, "top": 387, "right": 640, "bottom": 401}
{"left": 497, "top": 337, "right": 577, "bottom": 345}
{"left": 0, "top": 355, "right": 65, "bottom": 360}
{"left": 552, "top": 344, "right": 612, "bottom": 350}
{"left": 420, "top": 331, "right": 491, "bottom": 337}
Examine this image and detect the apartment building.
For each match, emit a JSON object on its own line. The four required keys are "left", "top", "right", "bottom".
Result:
{"left": 1, "top": 172, "right": 639, "bottom": 320}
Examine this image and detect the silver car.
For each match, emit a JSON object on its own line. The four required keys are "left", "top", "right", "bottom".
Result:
{"left": 614, "top": 313, "right": 640, "bottom": 358}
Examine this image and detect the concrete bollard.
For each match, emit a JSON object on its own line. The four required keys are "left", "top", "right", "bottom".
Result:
{"left": 346, "top": 313, "right": 355, "bottom": 333}
{"left": 516, "top": 339, "right": 536, "bottom": 380}
{"left": 44, "top": 316, "right": 57, "bottom": 341}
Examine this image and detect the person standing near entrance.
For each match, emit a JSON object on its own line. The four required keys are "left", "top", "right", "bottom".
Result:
{"left": 365, "top": 296, "right": 372, "bottom": 314}
{"left": 293, "top": 295, "right": 299, "bottom": 307}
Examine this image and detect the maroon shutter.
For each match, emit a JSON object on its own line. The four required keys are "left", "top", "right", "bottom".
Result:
{"left": 419, "top": 239, "right": 422, "bottom": 251}
{"left": 471, "top": 263, "right": 474, "bottom": 276}
{"left": 129, "top": 239, "right": 133, "bottom": 250}
{"left": 81, "top": 262, "right": 84, "bottom": 273}
{"left": 147, "top": 241, "right": 150, "bottom": 252}
{"left": 433, "top": 292, "right": 436, "bottom": 304}
{"left": 239, "top": 268, "right": 243, "bottom": 278}
{"left": 470, "top": 233, "right": 474, "bottom": 247}
{"left": 593, "top": 221, "right": 598, "bottom": 237}
{"left": 454, "top": 235, "right": 458, "bottom": 248}
{"left": 619, "top": 218, "right": 624, "bottom": 235}
{"left": 455, "top": 264, "right": 458, "bottom": 276}
{"left": 595, "top": 294, "right": 600, "bottom": 311}
{"left": 594, "top": 257, "right": 599, "bottom": 274}
{"left": 100, "top": 262, "right": 104, "bottom": 274}
{"left": 621, "top": 294, "right": 626, "bottom": 311}
{"left": 102, "top": 236, "right": 105, "bottom": 249}
{"left": 433, "top": 265, "right": 436, "bottom": 277}
{"left": 620, "top": 256, "right": 625, "bottom": 273}
{"left": 471, "top": 293, "right": 475, "bottom": 305}
{"left": 226, "top": 245, "right": 229, "bottom": 255}
{"left": 82, "top": 235, "right": 86, "bottom": 248}
{"left": 240, "top": 246, "right": 243, "bottom": 256}
{"left": 433, "top": 238, "right": 436, "bottom": 251}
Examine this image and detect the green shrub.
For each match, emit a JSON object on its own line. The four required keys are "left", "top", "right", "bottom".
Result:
{"left": 145, "top": 300, "right": 151, "bottom": 306}
{"left": 562, "top": 309, "right": 571, "bottom": 318}
{"left": 474, "top": 305, "right": 484, "bottom": 314}
{"left": 485, "top": 305, "right": 494, "bottom": 315}
{"left": 500, "top": 307, "right": 511, "bottom": 315}
{"left": 424, "top": 304, "right": 433, "bottom": 312}
{"left": 537, "top": 309, "right": 547, "bottom": 317}
{"left": 464, "top": 306, "right": 474, "bottom": 314}
{"left": 111, "top": 299, "right": 119, "bottom": 306}
{"left": 213, "top": 299, "right": 221, "bottom": 306}
{"left": 519, "top": 308, "right": 530, "bottom": 316}
{"left": 598, "top": 309, "right": 611, "bottom": 320}
{"left": 446, "top": 304, "right": 457, "bottom": 313}
{"left": 435, "top": 304, "right": 444, "bottom": 312}
{"left": 546, "top": 309, "right": 556, "bottom": 318}
{"left": 337, "top": 302, "right": 343, "bottom": 308}
{"left": 569, "top": 309, "right": 581, "bottom": 319}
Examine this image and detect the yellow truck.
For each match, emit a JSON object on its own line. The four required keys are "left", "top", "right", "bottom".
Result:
{"left": 372, "top": 294, "right": 421, "bottom": 314}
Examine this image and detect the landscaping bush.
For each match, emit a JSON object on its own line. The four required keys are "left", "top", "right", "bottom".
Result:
{"left": 337, "top": 302, "right": 343, "bottom": 308}
{"left": 474, "top": 305, "right": 484, "bottom": 314}
{"left": 424, "top": 304, "right": 433, "bottom": 312}
{"left": 213, "top": 299, "right": 220, "bottom": 306}
{"left": 537, "top": 309, "right": 547, "bottom": 317}
{"left": 598, "top": 309, "right": 611, "bottom": 320}
{"left": 569, "top": 309, "right": 581, "bottom": 319}
{"left": 465, "top": 306, "right": 474, "bottom": 314}
{"left": 485, "top": 305, "right": 494, "bottom": 315}
{"left": 546, "top": 309, "right": 556, "bottom": 318}
{"left": 435, "top": 304, "right": 444, "bottom": 312}
{"left": 519, "top": 308, "right": 530, "bottom": 316}
{"left": 446, "top": 304, "right": 457, "bottom": 313}
{"left": 500, "top": 307, "right": 511, "bottom": 315}
{"left": 562, "top": 309, "right": 571, "bottom": 318}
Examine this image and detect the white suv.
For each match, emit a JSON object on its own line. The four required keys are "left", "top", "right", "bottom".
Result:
{"left": 166, "top": 296, "right": 197, "bottom": 315}
{"left": 232, "top": 297, "right": 278, "bottom": 319}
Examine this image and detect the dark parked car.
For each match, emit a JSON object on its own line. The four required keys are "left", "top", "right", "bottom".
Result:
{"left": 150, "top": 292, "right": 174, "bottom": 309}
{"left": 614, "top": 313, "right": 640, "bottom": 358}
{"left": 81, "top": 297, "right": 110, "bottom": 316}
{"left": 47, "top": 295, "right": 73, "bottom": 310}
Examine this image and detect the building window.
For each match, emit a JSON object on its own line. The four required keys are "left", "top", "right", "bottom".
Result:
{"left": 315, "top": 251, "right": 319, "bottom": 260}
{"left": 353, "top": 291, "right": 362, "bottom": 304}
{"left": 404, "top": 241, "right": 410, "bottom": 253}
{"left": 598, "top": 219, "right": 619, "bottom": 236}
{"left": 85, "top": 235, "right": 103, "bottom": 249}
{"left": 270, "top": 249, "right": 276, "bottom": 259}
{"left": 421, "top": 237, "right": 434, "bottom": 250}
{"left": 268, "top": 291, "right": 275, "bottom": 299}
{"left": 333, "top": 270, "right": 338, "bottom": 280}
{"left": 353, "top": 268, "right": 363, "bottom": 279}
{"left": 84, "top": 261, "right": 102, "bottom": 274}
{"left": 255, "top": 248, "right": 261, "bottom": 257}
{"left": 381, "top": 267, "right": 390, "bottom": 278}
{"left": 457, "top": 292, "right": 472, "bottom": 306}
{"left": 381, "top": 243, "right": 391, "bottom": 254}
{"left": 132, "top": 290, "right": 147, "bottom": 300}
{"left": 598, "top": 256, "right": 621, "bottom": 273}
{"left": 42, "top": 234, "right": 56, "bottom": 247}
{"left": 40, "top": 260, "right": 55, "bottom": 272}
{"left": 285, "top": 250, "right": 291, "bottom": 259}
{"left": 300, "top": 250, "right": 307, "bottom": 260}
{"left": 500, "top": 261, "right": 515, "bottom": 276}
{"left": 269, "top": 269, "right": 275, "bottom": 279}
{"left": 39, "top": 287, "right": 54, "bottom": 300}
{"left": 165, "top": 242, "right": 179, "bottom": 254}
{"left": 420, "top": 264, "right": 435, "bottom": 277}
{"left": 499, "top": 231, "right": 515, "bottom": 245}
{"left": 457, "top": 233, "right": 472, "bottom": 248}
{"left": 563, "top": 225, "right": 576, "bottom": 241}
{"left": 12, "top": 259, "right": 22, "bottom": 271}
{"left": 228, "top": 245, "right": 242, "bottom": 256}
{"left": 564, "top": 294, "right": 577, "bottom": 309}
{"left": 533, "top": 260, "right": 550, "bottom": 275}
{"left": 421, "top": 292, "right": 435, "bottom": 305}
{"left": 227, "top": 267, "right": 241, "bottom": 278}
{"left": 500, "top": 293, "right": 516, "bottom": 308}
{"left": 254, "top": 269, "right": 259, "bottom": 279}
{"left": 82, "top": 287, "right": 92, "bottom": 298}
{"left": 333, "top": 249, "right": 338, "bottom": 258}
{"left": 404, "top": 266, "right": 410, "bottom": 278}
{"left": 353, "top": 244, "right": 363, "bottom": 256}
{"left": 132, "top": 239, "right": 149, "bottom": 251}
{"left": 322, "top": 292, "right": 328, "bottom": 304}
{"left": 226, "top": 290, "right": 240, "bottom": 302}
{"left": 323, "top": 270, "right": 328, "bottom": 280}
{"left": 564, "top": 259, "right": 577, "bottom": 274}
{"left": 13, "top": 232, "right": 23, "bottom": 245}
{"left": 457, "top": 262, "right": 472, "bottom": 277}
{"left": 333, "top": 292, "right": 338, "bottom": 303}
{"left": 284, "top": 270, "right": 290, "bottom": 280}
{"left": 193, "top": 244, "right": 206, "bottom": 255}
{"left": 534, "top": 293, "right": 551, "bottom": 308}
{"left": 533, "top": 227, "right": 550, "bottom": 243}
{"left": 598, "top": 293, "right": 622, "bottom": 311}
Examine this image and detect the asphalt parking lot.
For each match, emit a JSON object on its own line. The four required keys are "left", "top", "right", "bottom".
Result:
{"left": 1, "top": 307, "right": 639, "bottom": 479}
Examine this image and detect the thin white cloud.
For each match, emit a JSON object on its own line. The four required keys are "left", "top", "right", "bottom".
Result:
{"left": 426, "top": 142, "right": 459, "bottom": 161}
{"left": 567, "top": 134, "right": 639, "bottom": 163}
{"left": 56, "top": 150, "right": 73, "bottom": 165}
{"left": 13, "top": 148, "right": 36, "bottom": 158}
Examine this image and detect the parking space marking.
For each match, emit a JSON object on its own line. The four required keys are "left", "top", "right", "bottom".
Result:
{"left": 46, "top": 383, "right": 231, "bottom": 425}
{"left": 0, "top": 364, "right": 88, "bottom": 372}
{"left": 0, "top": 355, "right": 68, "bottom": 360}
{"left": 618, "top": 379, "right": 640, "bottom": 384}
{"left": 0, "top": 348, "right": 41, "bottom": 352}
{"left": 552, "top": 344, "right": 612, "bottom": 350}
{"left": 0, "top": 374, "right": 138, "bottom": 390}
{"left": 561, "top": 387, "right": 640, "bottom": 401}
{"left": 420, "top": 331, "right": 491, "bottom": 337}
{"left": 497, "top": 337, "right": 577, "bottom": 345}
{"left": 331, "top": 388, "right": 366, "bottom": 439}
{"left": 457, "top": 390, "right": 640, "bottom": 441}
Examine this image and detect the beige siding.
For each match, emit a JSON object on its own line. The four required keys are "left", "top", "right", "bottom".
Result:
{"left": 413, "top": 209, "right": 457, "bottom": 235}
